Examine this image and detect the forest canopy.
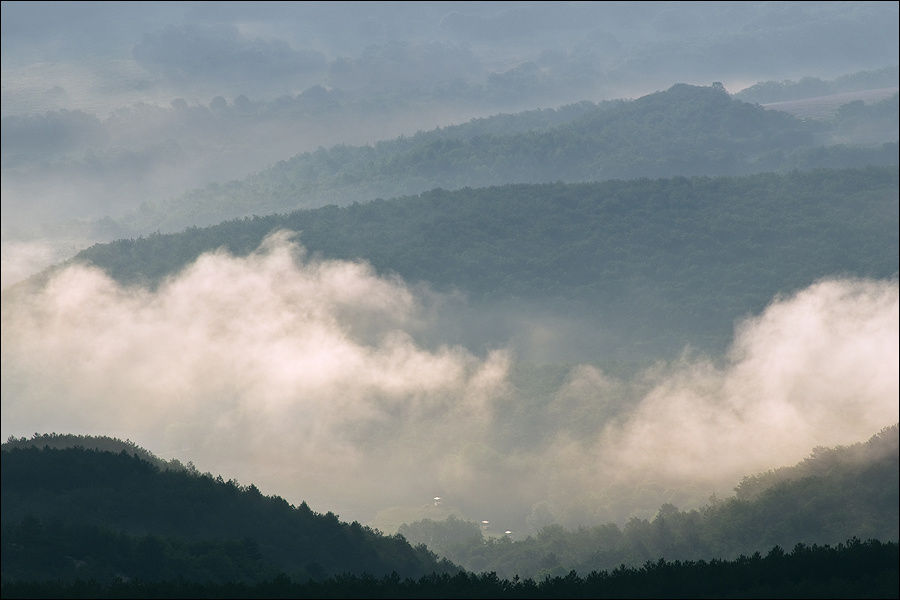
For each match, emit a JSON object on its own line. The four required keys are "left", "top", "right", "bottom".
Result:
{"left": 117, "top": 84, "right": 898, "bottom": 234}
{"left": 68, "top": 166, "right": 900, "bottom": 363}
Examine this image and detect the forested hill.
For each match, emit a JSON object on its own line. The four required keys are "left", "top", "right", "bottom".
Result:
{"left": 734, "top": 65, "right": 898, "bottom": 104}
{"left": 733, "top": 423, "right": 900, "bottom": 502}
{"left": 0, "top": 443, "right": 457, "bottom": 584}
{"left": 398, "top": 426, "right": 900, "bottom": 580}
{"left": 3, "top": 428, "right": 895, "bottom": 591}
{"left": 124, "top": 84, "right": 898, "bottom": 234}
{"left": 2, "top": 433, "right": 189, "bottom": 473}
{"left": 73, "top": 167, "right": 900, "bottom": 361}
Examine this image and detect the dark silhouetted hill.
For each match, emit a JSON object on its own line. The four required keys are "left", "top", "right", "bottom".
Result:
{"left": 0, "top": 442, "right": 457, "bottom": 584}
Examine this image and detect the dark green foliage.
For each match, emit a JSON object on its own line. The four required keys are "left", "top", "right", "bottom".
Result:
{"left": 2, "top": 539, "right": 897, "bottom": 598}
{"left": 1, "top": 518, "right": 272, "bottom": 584}
{"left": 126, "top": 84, "right": 898, "bottom": 232}
{"left": 1, "top": 431, "right": 896, "bottom": 596}
{"left": 0, "top": 446, "right": 457, "bottom": 584}
{"left": 734, "top": 424, "right": 900, "bottom": 502}
{"left": 3, "top": 433, "right": 194, "bottom": 473}
{"left": 399, "top": 427, "right": 899, "bottom": 579}
{"left": 72, "top": 167, "right": 900, "bottom": 360}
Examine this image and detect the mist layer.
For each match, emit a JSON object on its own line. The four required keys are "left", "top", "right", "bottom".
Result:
{"left": 2, "top": 233, "right": 896, "bottom": 528}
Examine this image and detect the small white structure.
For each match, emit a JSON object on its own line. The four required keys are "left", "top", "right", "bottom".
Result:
{"left": 433, "top": 496, "right": 442, "bottom": 506}
{"left": 480, "top": 520, "right": 490, "bottom": 531}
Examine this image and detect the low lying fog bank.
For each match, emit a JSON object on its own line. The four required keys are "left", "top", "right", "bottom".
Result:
{"left": 2, "top": 233, "right": 897, "bottom": 531}
{"left": 2, "top": 240, "right": 62, "bottom": 291}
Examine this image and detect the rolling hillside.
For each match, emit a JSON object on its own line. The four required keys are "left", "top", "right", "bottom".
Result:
{"left": 3, "top": 426, "right": 895, "bottom": 589}
{"left": 71, "top": 167, "right": 900, "bottom": 363}
{"left": 0, "top": 442, "right": 457, "bottom": 584}
{"left": 121, "top": 84, "right": 898, "bottom": 234}
{"left": 399, "top": 426, "right": 900, "bottom": 579}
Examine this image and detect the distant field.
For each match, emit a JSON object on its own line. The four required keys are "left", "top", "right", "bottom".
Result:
{"left": 763, "top": 86, "right": 899, "bottom": 119}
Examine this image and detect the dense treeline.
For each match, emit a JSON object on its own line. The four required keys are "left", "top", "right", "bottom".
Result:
{"left": 124, "top": 84, "right": 898, "bottom": 233}
{"left": 399, "top": 426, "right": 899, "bottom": 579}
{"left": 2, "top": 518, "right": 274, "bottom": 585}
{"left": 734, "top": 424, "right": 900, "bottom": 501}
{"left": 71, "top": 167, "right": 900, "bottom": 360}
{"left": 3, "top": 427, "right": 895, "bottom": 590}
{"left": 829, "top": 94, "right": 899, "bottom": 145}
{"left": 3, "top": 539, "right": 897, "bottom": 599}
{"left": 734, "top": 66, "right": 898, "bottom": 104}
{"left": 2, "top": 433, "right": 192, "bottom": 473}
{"left": 0, "top": 446, "right": 456, "bottom": 583}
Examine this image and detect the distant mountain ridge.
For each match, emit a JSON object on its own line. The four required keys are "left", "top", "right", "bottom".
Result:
{"left": 119, "top": 83, "right": 898, "bottom": 235}
{"left": 734, "top": 65, "right": 898, "bottom": 104}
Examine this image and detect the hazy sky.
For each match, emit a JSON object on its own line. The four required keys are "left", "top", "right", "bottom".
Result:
{"left": 3, "top": 2, "right": 897, "bottom": 115}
